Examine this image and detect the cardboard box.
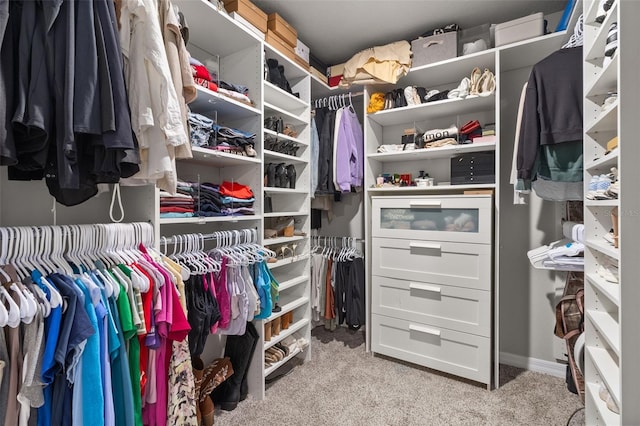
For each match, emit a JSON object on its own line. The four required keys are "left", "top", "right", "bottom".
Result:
{"left": 293, "top": 54, "right": 310, "bottom": 71}
{"left": 295, "top": 39, "right": 310, "bottom": 62}
{"left": 223, "top": 0, "right": 267, "bottom": 33}
{"left": 266, "top": 30, "right": 297, "bottom": 63}
{"left": 329, "top": 63, "right": 345, "bottom": 78}
{"left": 230, "top": 11, "right": 265, "bottom": 40}
{"left": 411, "top": 31, "right": 457, "bottom": 67}
{"left": 495, "top": 12, "right": 544, "bottom": 46}
{"left": 267, "top": 13, "right": 297, "bottom": 48}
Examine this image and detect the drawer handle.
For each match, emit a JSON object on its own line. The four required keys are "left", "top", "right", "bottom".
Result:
{"left": 409, "top": 242, "right": 441, "bottom": 250}
{"left": 409, "top": 283, "right": 441, "bottom": 293}
{"left": 409, "top": 201, "right": 442, "bottom": 208}
{"left": 409, "top": 324, "right": 441, "bottom": 337}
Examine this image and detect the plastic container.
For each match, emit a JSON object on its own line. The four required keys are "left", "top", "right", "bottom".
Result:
{"left": 458, "top": 23, "right": 492, "bottom": 56}
{"left": 495, "top": 13, "right": 544, "bottom": 47}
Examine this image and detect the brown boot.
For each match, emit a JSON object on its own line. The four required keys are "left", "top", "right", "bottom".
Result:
{"left": 192, "top": 356, "right": 205, "bottom": 425}
{"left": 200, "top": 357, "right": 234, "bottom": 426}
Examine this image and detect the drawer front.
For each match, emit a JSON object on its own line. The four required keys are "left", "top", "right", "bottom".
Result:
{"left": 371, "top": 195, "right": 493, "bottom": 244}
{"left": 372, "top": 237, "right": 492, "bottom": 291}
{"left": 371, "top": 314, "right": 491, "bottom": 384}
{"left": 371, "top": 276, "right": 491, "bottom": 337}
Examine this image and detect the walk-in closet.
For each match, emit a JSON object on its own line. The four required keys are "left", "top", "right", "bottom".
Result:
{"left": 0, "top": 0, "right": 634, "bottom": 424}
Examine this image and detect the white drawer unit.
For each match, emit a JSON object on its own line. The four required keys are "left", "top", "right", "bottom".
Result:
{"left": 371, "top": 276, "right": 491, "bottom": 337}
{"left": 371, "top": 195, "right": 493, "bottom": 244}
{"left": 371, "top": 314, "right": 491, "bottom": 384}
{"left": 372, "top": 237, "right": 492, "bottom": 291}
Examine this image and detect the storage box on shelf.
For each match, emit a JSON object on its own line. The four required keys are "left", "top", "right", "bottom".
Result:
{"left": 223, "top": 0, "right": 268, "bottom": 33}
{"left": 267, "top": 13, "right": 298, "bottom": 47}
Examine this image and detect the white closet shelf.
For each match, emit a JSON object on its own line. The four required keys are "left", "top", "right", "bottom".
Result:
{"left": 264, "top": 150, "right": 309, "bottom": 164}
{"left": 263, "top": 235, "right": 306, "bottom": 246}
{"left": 498, "top": 31, "right": 568, "bottom": 72}
{"left": 585, "top": 100, "right": 618, "bottom": 134}
{"left": 587, "top": 310, "right": 620, "bottom": 356}
{"left": 586, "top": 272, "right": 620, "bottom": 307}
{"left": 402, "top": 50, "right": 496, "bottom": 87}
{"left": 266, "top": 297, "right": 310, "bottom": 324}
{"left": 278, "top": 275, "right": 310, "bottom": 292}
{"left": 264, "top": 317, "right": 310, "bottom": 350}
{"left": 367, "top": 94, "right": 495, "bottom": 127}
{"left": 268, "top": 253, "right": 310, "bottom": 270}
{"left": 587, "top": 346, "right": 621, "bottom": 407}
{"left": 191, "top": 86, "right": 261, "bottom": 121}
{"left": 176, "top": 0, "right": 259, "bottom": 57}
{"left": 585, "top": 2, "right": 619, "bottom": 62}
{"left": 264, "top": 346, "right": 303, "bottom": 377}
{"left": 368, "top": 183, "right": 495, "bottom": 193}
{"left": 189, "top": 146, "right": 261, "bottom": 166}
{"left": 585, "top": 199, "right": 619, "bottom": 207}
{"left": 264, "top": 102, "right": 309, "bottom": 127}
{"left": 263, "top": 128, "right": 309, "bottom": 146}
{"left": 586, "top": 239, "right": 620, "bottom": 260}
{"left": 586, "top": 382, "right": 620, "bottom": 425}
{"left": 264, "top": 187, "right": 308, "bottom": 194}
{"left": 368, "top": 142, "right": 495, "bottom": 162}
{"left": 159, "top": 215, "right": 260, "bottom": 225}
{"left": 264, "top": 81, "right": 309, "bottom": 112}
{"left": 584, "top": 0, "right": 601, "bottom": 26}
{"left": 585, "top": 149, "right": 618, "bottom": 172}
{"left": 263, "top": 211, "right": 309, "bottom": 218}
{"left": 586, "top": 53, "right": 618, "bottom": 99}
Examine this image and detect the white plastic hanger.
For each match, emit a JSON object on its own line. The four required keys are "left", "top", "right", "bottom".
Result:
{"left": 0, "top": 285, "right": 20, "bottom": 328}
{"left": 0, "top": 290, "right": 8, "bottom": 327}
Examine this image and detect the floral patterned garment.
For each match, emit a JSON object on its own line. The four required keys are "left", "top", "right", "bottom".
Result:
{"left": 167, "top": 334, "right": 198, "bottom": 425}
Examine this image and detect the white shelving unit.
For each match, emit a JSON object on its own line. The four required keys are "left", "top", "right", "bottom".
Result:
{"left": 582, "top": 0, "right": 640, "bottom": 424}
{"left": 260, "top": 40, "right": 312, "bottom": 393}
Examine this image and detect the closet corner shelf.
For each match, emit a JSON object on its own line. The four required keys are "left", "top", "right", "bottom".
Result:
{"left": 585, "top": 1, "right": 619, "bottom": 62}
{"left": 263, "top": 149, "right": 309, "bottom": 164}
{"left": 586, "top": 310, "right": 620, "bottom": 356}
{"left": 264, "top": 44, "right": 309, "bottom": 80}
{"left": 263, "top": 211, "right": 309, "bottom": 218}
{"left": 587, "top": 345, "right": 621, "bottom": 406}
{"left": 263, "top": 316, "right": 310, "bottom": 350}
{"left": 584, "top": 0, "right": 601, "bottom": 26}
{"left": 585, "top": 199, "right": 619, "bottom": 207}
{"left": 278, "top": 275, "right": 310, "bottom": 292}
{"left": 367, "top": 183, "right": 496, "bottom": 194}
{"left": 264, "top": 81, "right": 309, "bottom": 112}
{"left": 497, "top": 31, "right": 568, "bottom": 72}
{"left": 585, "top": 239, "right": 620, "bottom": 260}
{"left": 585, "top": 149, "right": 618, "bottom": 172}
{"left": 367, "top": 95, "right": 495, "bottom": 127}
{"left": 367, "top": 142, "right": 495, "bottom": 162}
{"left": 586, "top": 53, "right": 618, "bottom": 99}
{"left": 263, "top": 128, "right": 309, "bottom": 146}
{"left": 191, "top": 86, "right": 262, "bottom": 121}
{"left": 585, "top": 100, "right": 618, "bottom": 134}
{"left": 264, "top": 102, "right": 309, "bottom": 126}
{"left": 189, "top": 146, "right": 261, "bottom": 166}
{"left": 586, "top": 382, "right": 620, "bottom": 425}
{"left": 264, "top": 347, "right": 303, "bottom": 377}
{"left": 263, "top": 235, "right": 306, "bottom": 246}
{"left": 159, "top": 215, "right": 261, "bottom": 225}
{"left": 586, "top": 272, "right": 620, "bottom": 306}
{"left": 268, "top": 253, "right": 310, "bottom": 269}
{"left": 264, "top": 187, "right": 308, "bottom": 194}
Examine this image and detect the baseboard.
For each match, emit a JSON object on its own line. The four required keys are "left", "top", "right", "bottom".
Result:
{"left": 500, "top": 351, "right": 566, "bottom": 378}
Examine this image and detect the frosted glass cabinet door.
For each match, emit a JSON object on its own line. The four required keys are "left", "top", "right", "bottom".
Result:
{"left": 371, "top": 195, "right": 493, "bottom": 244}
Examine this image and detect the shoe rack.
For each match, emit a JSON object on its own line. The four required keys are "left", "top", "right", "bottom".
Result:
{"left": 259, "top": 41, "right": 312, "bottom": 397}
{"left": 582, "top": 0, "right": 640, "bottom": 424}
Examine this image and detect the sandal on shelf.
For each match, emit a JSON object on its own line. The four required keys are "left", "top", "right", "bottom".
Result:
{"left": 467, "top": 67, "right": 483, "bottom": 98}
{"left": 448, "top": 77, "right": 470, "bottom": 99}
{"left": 283, "top": 124, "right": 298, "bottom": 138}
{"left": 478, "top": 68, "right": 496, "bottom": 97}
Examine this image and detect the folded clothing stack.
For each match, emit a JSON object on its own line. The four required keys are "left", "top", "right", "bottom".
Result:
{"left": 188, "top": 113, "right": 256, "bottom": 156}
{"left": 218, "top": 181, "right": 256, "bottom": 216}
{"left": 160, "top": 180, "right": 256, "bottom": 218}
{"left": 190, "top": 56, "right": 253, "bottom": 105}
{"left": 159, "top": 190, "right": 195, "bottom": 218}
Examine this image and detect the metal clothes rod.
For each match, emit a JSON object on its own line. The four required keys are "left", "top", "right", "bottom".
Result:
{"left": 312, "top": 91, "right": 364, "bottom": 109}
{"left": 160, "top": 228, "right": 259, "bottom": 246}
{"left": 311, "top": 235, "right": 365, "bottom": 244}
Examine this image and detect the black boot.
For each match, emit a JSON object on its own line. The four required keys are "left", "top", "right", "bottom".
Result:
{"left": 210, "top": 323, "right": 259, "bottom": 411}
{"left": 278, "top": 65, "right": 292, "bottom": 93}
{"left": 240, "top": 323, "right": 259, "bottom": 401}
{"left": 265, "top": 163, "right": 276, "bottom": 187}
{"left": 275, "top": 163, "right": 287, "bottom": 188}
{"left": 286, "top": 164, "right": 297, "bottom": 189}
{"left": 266, "top": 59, "right": 282, "bottom": 87}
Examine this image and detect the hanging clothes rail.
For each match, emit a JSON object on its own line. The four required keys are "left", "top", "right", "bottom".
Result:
{"left": 312, "top": 91, "right": 364, "bottom": 109}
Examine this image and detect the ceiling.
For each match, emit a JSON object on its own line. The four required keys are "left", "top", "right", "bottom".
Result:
{"left": 252, "top": 0, "right": 567, "bottom": 66}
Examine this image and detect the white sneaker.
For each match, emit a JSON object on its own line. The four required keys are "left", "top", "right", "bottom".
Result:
{"left": 596, "top": 263, "right": 619, "bottom": 283}
{"left": 605, "top": 22, "right": 618, "bottom": 57}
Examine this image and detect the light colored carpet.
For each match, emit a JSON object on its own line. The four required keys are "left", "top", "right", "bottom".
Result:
{"left": 214, "top": 326, "right": 584, "bottom": 426}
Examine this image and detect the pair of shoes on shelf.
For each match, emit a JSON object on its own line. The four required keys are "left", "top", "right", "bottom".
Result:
{"left": 596, "top": 261, "right": 619, "bottom": 283}
{"left": 264, "top": 115, "right": 284, "bottom": 133}
{"left": 466, "top": 67, "right": 496, "bottom": 98}
{"left": 264, "top": 163, "right": 297, "bottom": 188}
{"left": 278, "top": 242, "right": 298, "bottom": 259}
{"left": 595, "top": 0, "right": 615, "bottom": 24}
{"left": 264, "top": 217, "right": 295, "bottom": 238}
{"left": 586, "top": 171, "right": 617, "bottom": 200}
{"left": 266, "top": 58, "right": 293, "bottom": 94}
{"left": 404, "top": 86, "right": 426, "bottom": 106}
{"left": 265, "top": 136, "right": 300, "bottom": 156}
{"left": 603, "top": 22, "right": 618, "bottom": 67}
{"left": 599, "top": 384, "right": 620, "bottom": 414}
